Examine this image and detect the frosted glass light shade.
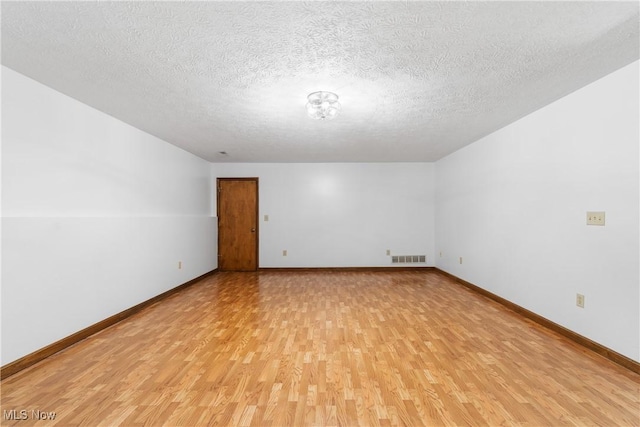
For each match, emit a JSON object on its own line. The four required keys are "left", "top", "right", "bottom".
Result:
{"left": 306, "top": 91, "right": 341, "bottom": 120}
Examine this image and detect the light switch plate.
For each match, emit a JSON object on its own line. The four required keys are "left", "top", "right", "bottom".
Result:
{"left": 586, "top": 211, "right": 605, "bottom": 226}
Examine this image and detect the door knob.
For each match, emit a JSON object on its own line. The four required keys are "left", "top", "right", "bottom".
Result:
{"left": 251, "top": 228, "right": 256, "bottom": 232}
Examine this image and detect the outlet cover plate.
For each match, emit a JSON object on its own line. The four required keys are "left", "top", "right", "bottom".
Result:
{"left": 586, "top": 211, "right": 605, "bottom": 226}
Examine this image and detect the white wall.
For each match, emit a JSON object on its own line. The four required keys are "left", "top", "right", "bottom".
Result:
{"left": 212, "top": 163, "right": 435, "bottom": 268}
{"left": 1, "top": 66, "right": 217, "bottom": 365}
{"left": 435, "top": 61, "right": 639, "bottom": 361}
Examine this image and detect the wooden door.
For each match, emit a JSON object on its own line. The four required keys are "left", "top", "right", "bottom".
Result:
{"left": 217, "top": 178, "right": 258, "bottom": 271}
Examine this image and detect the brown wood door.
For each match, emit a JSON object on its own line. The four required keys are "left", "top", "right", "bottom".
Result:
{"left": 217, "top": 178, "right": 258, "bottom": 271}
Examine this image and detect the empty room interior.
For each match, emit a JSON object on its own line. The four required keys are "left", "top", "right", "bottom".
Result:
{"left": 1, "top": 1, "right": 639, "bottom": 426}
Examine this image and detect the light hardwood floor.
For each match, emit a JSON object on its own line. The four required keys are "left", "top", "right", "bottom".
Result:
{"left": 1, "top": 271, "right": 639, "bottom": 426}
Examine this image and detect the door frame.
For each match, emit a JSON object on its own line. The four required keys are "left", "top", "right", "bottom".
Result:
{"left": 216, "top": 177, "right": 259, "bottom": 271}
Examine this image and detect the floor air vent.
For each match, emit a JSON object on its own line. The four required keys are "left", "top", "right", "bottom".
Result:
{"left": 391, "top": 255, "right": 426, "bottom": 264}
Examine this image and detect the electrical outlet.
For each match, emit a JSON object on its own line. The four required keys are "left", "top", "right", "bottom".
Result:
{"left": 386, "top": 249, "right": 391, "bottom": 256}
{"left": 586, "top": 211, "right": 605, "bottom": 226}
{"left": 459, "top": 257, "right": 463, "bottom": 264}
{"left": 264, "top": 215, "right": 269, "bottom": 222}
{"left": 439, "top": 251, "right": 442, "bottom": 258}
{"left": 178, "top": 261, "right": 182, "bottom": 269}
{"left": 576, "top": 293, "right": 585, "bottom": 308}
{"left": 282, "top": 250, "right": 287, "bottom": 256}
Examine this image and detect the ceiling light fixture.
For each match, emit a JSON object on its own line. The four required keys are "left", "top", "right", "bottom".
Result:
{"left": 306, "top": 91, "right": 341, "bottom": 120}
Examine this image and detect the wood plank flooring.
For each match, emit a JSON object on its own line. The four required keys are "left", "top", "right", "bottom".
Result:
{"left": 1, "top": 270, "right": 639, "bottom": 426}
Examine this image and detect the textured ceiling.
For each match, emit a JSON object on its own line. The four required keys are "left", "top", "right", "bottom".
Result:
{"left": 2, "top": 1, "right": 638, "bottom": 163}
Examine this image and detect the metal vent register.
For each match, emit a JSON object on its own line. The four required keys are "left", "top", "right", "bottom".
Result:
{"left": 391, "top": 255, "right": 426, "bottom": 264}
